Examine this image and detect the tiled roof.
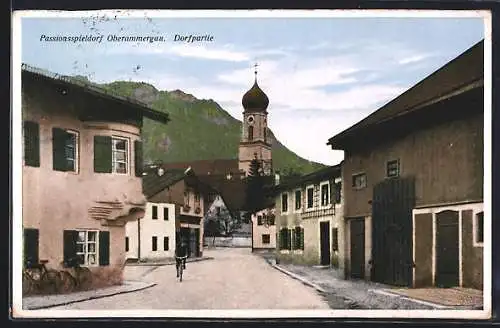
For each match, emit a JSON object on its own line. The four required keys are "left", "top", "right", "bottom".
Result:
{"left": 159, "top": 159, "right": 240, "bottom": 176}
{"left": 273, "top": 163, "right": 342, "bottom": 193}
{"left": 327, "top": 40, "right": 484, "bottom": 149}
{"left": 142, "top": 168, "right": 187, "bottom": 199}
{"left": 22, "top": 63, "right": 170, "bottom": 124}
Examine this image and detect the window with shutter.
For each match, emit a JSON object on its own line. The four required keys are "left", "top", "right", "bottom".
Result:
{"left": 306, "top": 187, "right": 314, "bottom": 209}
{"left": 300, "top": 227, "right": 304, "bottom": 250}
{"left": 23, "top": 121, "right": 40, "bottom": 167}
{"left": 99, "top": 231, "right": 110, "bottom": 266}
{"left": 94, "top": 136, "right": 112, "bottom": 173}
{"left": 134, "top": 140, "right": 143, "bottom": 177}
{"left": 112, "top": 137, "right": 129, "bottom": 174}
{"left": 257, "top": 215, "right": 263, "bottom": 225}
{"left": 23, "top": 228, "right": 39, "bottom": 267}
{"left": 287, "top": 229, "right": 292, "bottom": 250}
{"left": 53, "top": 128, "right": 78, "bottom": 172}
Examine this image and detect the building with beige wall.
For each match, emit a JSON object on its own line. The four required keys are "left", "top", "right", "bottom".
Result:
{"left": 251, "top": 207, "right": 276, "bottom": 251}
{"left": 21, "top": 64, "right": 169, "bottom": 283}
{"left": 274, "top": 165, "right": 344, "bottom": 269}
{"left": 327, "top": 40, "right": 484, "bottom": 289}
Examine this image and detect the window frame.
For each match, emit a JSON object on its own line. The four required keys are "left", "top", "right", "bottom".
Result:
{"left": 294, "top": 189, "right": 302, "bottom": 212}
{"left": 306, "top": 185, "right": 314, "bottom": 210}
{"left": 152, "top": 236, "right": 158, "bottom": 251}
{"left": 111, "top": 136, "right": 130, "bottom": 175}
{"left": 152, "top": 205, "right": 158, "bottom": 220}
{"left": 281, "top": 192, "right": 289, "bottom": 214}
{"left": 64, "top": 129, "right": 79, "bottom": 173}
{"left": 163, "top": 207, "right": 169, "bottom": 221}
{"left": 262, "top": 234, "right": 271, "bottom": 244}
{"left": 386, "top": 159, "right": 400, "bottom": 178}
{"left": 320, "top": 181, "right": 330, "bottom": 208}
{"left": 125, "top": 236, "right": 129, "bottom": 252}
{"left": 352, "top": 172, "right": 367, "bottom": 190}
{"left": 473, "top": 211, "right": 484, "bottom": 247}
{"left": 163, "top": 236, "right": 169, "bottom": 251}
{"left": 76, "top": 230, "right": 99, "bottom": 267}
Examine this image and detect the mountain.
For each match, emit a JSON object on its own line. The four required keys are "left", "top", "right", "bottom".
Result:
{"left": 98, "top": 81, "right": 326, "bottom": 175}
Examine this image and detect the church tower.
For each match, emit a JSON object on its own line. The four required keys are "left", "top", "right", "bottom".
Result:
{"left": 238, "top": 64, "right": 272, "bottom": 176}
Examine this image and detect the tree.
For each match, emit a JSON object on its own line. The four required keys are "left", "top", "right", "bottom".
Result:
{"left": 244, "top": 158, "right": 267, "bottom": 215}
{"left": 204, "top": 205, "right": 242, "bottom": 238}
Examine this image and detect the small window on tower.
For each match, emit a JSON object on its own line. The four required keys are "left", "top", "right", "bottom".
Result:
{"left": 248, "top": 126, "right": 254, "bottom": 141}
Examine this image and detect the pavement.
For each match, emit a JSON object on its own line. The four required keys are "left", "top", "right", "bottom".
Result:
{"left": 262, "top": 255, "right": 483, "bottom": 310}
{"left": 45, "top": 248, "right": 331, "bottom": 310}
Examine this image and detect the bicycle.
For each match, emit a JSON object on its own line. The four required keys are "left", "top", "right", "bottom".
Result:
{"left": 23, "top": 259, "right": 62, "bottom": 295}
{"left": 175, "top": 256, "right": 187, "bottom": 282}
{"left": 59, "top": 257, "right": 93, "bottom": 293}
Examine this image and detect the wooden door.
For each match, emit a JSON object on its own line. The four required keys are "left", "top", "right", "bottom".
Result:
{"left": 435, "top": 210, "right": 459, "bottom": 287}
{"left": 350, "top": 218, "right": 365, "bottom": 279}
{"left": 320, "top": 221, "right": 331, "bottom": 265}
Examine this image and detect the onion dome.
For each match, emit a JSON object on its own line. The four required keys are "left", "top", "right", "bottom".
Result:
{"left": 242, "top": 67, "right": 269, "bottom": 112}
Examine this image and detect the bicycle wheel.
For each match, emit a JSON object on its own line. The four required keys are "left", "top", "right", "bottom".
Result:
{"left": 77, "top": 267, "right": 93, "bottom": 290}
{"left": 23, "top": 272, "right": 34, "bottom": 296}
{"left": 42, "top": 269, "right": 61, "bottom": 294}
{"left": 58, "top": 271, "right": 76, "bottom": 293}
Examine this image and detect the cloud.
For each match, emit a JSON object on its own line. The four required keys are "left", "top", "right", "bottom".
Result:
{"left": 398, "top": 53, "right": 433, "bottom": 65}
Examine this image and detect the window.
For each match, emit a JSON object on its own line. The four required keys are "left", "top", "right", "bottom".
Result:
{"left": 475, "top": 212, "right": 484, "bottom": 245}
{"left": 321, "top": 183, "right": 330, "bottom": 207}
{"left": 52, "top": 128, "right": 78, "bottom": 172}
{"left": 112, "top": 137, "right": 128, "bottom": 174}
{"left": 63, "top": 230, "right": 109, "bottom": 267}
{"left": 94, "top": 135, "right": 131, "bottom": 175}
{"left": 281, "top": 193, "right": 288, "bottom": 212}
{"left": 76, "top": 231, "right": 98, "bottom": 266}
{"left": 306, "top": 187, "right": 314, "bottom": 209}
{"left": 331, "top": 228, "right": 339, "bottom": 252}
{"left": 257, "top": 215, "right": 263, "bottom": 225}
{"left": 152, "top": 236, "right": 158, "bottom": 251}
{"left": 333, "top": 182, "right": 342, "bottom": 204}
{"left": 163, "top": 207, "right": 169, "bottom": 221}
{"left": 164, "top": 237, "right": 169, "bottom": 251}
{"left": 248, "top": 126, "right": 254, "bottom": 141}
{"left": 125, "top": 237, "right": 129, "bottom": 252}
{"left": 295, "top": 190, "right": 302, "bottom": 210}
{"left": 262, "top": 234, "right": 270, "bottom": 244}
{"left": 352, "top": 173, "right": 367, "bottom": 189}
{"left": 152, "top": 205, "right": 158, "bottom": 220}
{"left": 386, "top": 159, "right": 400, "bottom": 178}
{"left": 293, "top": 227, "right": 304, "bottom": 250}
{"left": 279, "top": 228, "right": 292, "bottom": 250}
{"left": 23, "top": 121, "right": 40, "bottom": 167}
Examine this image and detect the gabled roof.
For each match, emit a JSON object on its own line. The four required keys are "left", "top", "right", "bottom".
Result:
{"left": 22, "top": 64, "right": 170, "bottom": 124}
{"left": 273, "top": 163, "right": 342, "bottom": 194}
{"left": 142, "top": 168, "right": 188, "bottom": 199}
{"left": 327, "top": 40, "right": 484, "bottom": 149}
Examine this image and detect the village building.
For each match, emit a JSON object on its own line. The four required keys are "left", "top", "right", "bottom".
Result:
{"left": 274, "top": 164, "right": 343, "bottom": 267}
{"left": 125, "top": 166, "right": 215, "bottom": 261}
{"left": 327, "top": 40, "right": 484, "bottom": 289}
{"left": 21, "top": 64, "right": 169, "bottom": 282}
{"left": 251, "top": 206, "right": 277, "bottom": 252}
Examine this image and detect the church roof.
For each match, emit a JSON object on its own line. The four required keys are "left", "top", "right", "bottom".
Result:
{"left": 242, "top": 79, "right": 269, "bottom": 113}
{"left": 158, "top": 159, "right": 240, "bottom": 176}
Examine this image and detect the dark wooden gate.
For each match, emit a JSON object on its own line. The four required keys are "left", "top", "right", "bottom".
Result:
{"left": 320, "top": 221, "right": 330, "bottom": 265}
{"left": 371, "top": 177, "right": 415, "bottom": 286}
{"left": 350, "top": 218, "right": 365, "bottom": 279}
{"left": 435, "top": 210, "right": 459, "bottom": 287}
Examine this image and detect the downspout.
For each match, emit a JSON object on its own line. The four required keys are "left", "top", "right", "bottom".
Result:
{"left": 137, "top": 217, "right": 141, "bottom": 262}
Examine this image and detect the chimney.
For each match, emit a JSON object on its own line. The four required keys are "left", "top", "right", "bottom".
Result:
{"left": 274, "top": 170, "right": 280, "bottom": 185}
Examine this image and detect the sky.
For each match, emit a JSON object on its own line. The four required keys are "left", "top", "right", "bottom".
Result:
{"left": 19, "top": 11, "right": 486, "bottom": 165}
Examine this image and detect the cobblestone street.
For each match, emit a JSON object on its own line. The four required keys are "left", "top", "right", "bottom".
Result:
{"left": 51, "top": 248, "right": 331, "bottom": 310}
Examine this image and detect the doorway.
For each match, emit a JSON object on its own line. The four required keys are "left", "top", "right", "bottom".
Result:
{"left": 320, "top": 221, "right": 331, "bottom": 265}
{"left": 435, "top": 210, "right": 459, "bottom": 287}
{"left": 350, "top": 218, "right": 365, "bottom": 279}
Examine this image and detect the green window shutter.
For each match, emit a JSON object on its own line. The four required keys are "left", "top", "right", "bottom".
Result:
{"left": 99, "top": 231, "right": 110, "bottom": 266}
{"left": 134, "top": 140, "right": 143, "bottom": 177}
{"left": 63, "top": 230, "right": 78, "bottom": 268}
{"left": 300, "top": 228, "right": 304, "bottom": 250}
{"left": 52, "top": 128, "right": 69, "bottom": 171}
{"left": 288, "top": 229, "right": 292, "bottom": 250}
{"left": 23, "top": 121, "right": 40, "bottom": 167}
{"left": 23, "top": 228, "right": 39, "bottom": 267}
{"left": 94, "top": 136, "right": 112, "bottom": 173}
{"left": 332, "top": 228, "right": 339, "bottom": 252}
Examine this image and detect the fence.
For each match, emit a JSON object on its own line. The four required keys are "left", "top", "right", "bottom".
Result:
{"left": 204, "top": 236, "right": 252, "bottom": 248}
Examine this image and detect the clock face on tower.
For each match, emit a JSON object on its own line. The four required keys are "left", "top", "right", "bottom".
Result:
{"left": 247, "top": 115, "right": 254, "bottom": 124}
